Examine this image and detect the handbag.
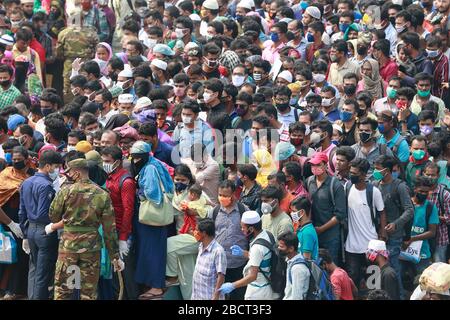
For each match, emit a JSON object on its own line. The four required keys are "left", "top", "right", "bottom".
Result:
{"left": 0, "top": 225, "right": 18, "bottom": 264}
{"left": 399, "top": 240, "right": 423, "bottom": 264}
{"left": 138, "top": 168, "right": 174, "bottom": 227}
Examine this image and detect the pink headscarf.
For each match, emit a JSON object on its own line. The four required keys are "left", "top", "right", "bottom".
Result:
{"left": 113, "top": 124, "right": 140, "bottom": 141}
{"left": 95, "top": 42, "right": 113, "bottom": 76}
{"left": 2, "top": 51, "right": 15, "bottom": 79}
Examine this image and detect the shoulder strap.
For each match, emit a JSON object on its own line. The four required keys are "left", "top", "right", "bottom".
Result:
{"left": 212, "top": 205, "right": 220, "bottom": 221}
{"left": 438, "top": 185, "right": 445, "bottom": 217}
{"left": 237, "top": 202, "right": 247, "bottom": 216}
{"left": 379, "top": 143, "right": 387, "bottom": 156}
{"left": 329, "top": 176, "right": 337, "bottom": 208}
{"left": 294, "top": 109, "right": 299, "bottom": 122}
{"left": 329, "top": 147, "right": 337, "bottom": 172}
{"left": 425, "top": 202, "right": 433, "bottom": 228}
{"left": 392, "top": 135, "right": 405, "bottom": 154}
{"left": 119, "top": 173, "right": 133, "bottom": 189}
{"left": 366, "top": 183, "right": 376, "bottom": 227}
{"left": 126, "top": 0, "right": 134, "bottom": 10}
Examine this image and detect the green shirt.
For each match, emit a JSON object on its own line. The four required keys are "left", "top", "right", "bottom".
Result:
{"left": 0, "top": 85, "right": 21, "bottom": 110}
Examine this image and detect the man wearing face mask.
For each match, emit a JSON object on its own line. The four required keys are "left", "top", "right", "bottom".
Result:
{"left": 101, "top": 146, "right": 139, "bottom": 299}
{"left": 18, "top": 150, "right": 62, "bottom": 300}
{"left": 44, "top": 118, "right": 68, "bottom": 152}
{"left": 339, "top": 99, "right": 359, "bottom": 147}
{"left": 204, "top": 78, "right": 231, "bottom": 130}
{"left": 202, "top": 43, "right": 221, "bottom": 79}
{"left": 327, "top": 40, "right": 359, "bottom": 93}
{"left": 35, "top": 91, "right": 63, "bottom": 136}
{"left": 373, "top": 39, "right": 398, "bottom": 83}
{"left": 338, "top": 73, "right": 358, "bottom": 109}
{"left": 274, "top": 86, "right": 301, "bottom": 127}
{"left": 252, "top": 59, "right": 273, "bottom": 89}
{"left": 171, "top": 73, "right": 190, "bottom": 104}
{"left": 262, "top": 22, "right": 288, "bottom": 65}
{"left": 305, "top": 152, "right": 347, "bottom": 265}
{"left": 260, "top": 185, "right": 294, "bottom": 239}
{"left": 13, "top": 124, "right": 45, "bottom": 158}
{"left": 288, "top": 121, "right": 314, "bottom": 158}
{"left": 208, "top": 180, "right": 248, "bottom": 300}
{"left": 403, "top": 176, "right": 439, "bottom": 277}
{"left": 399, "top": 33, "right": 433, "bottom": 86}
{"left": 351, "top": 118, "right": 393, "bottom": 175}
{"left": 373, "top": 155, "right": 414, "bottom": 299}
{"left": 309, "top": 120, "right": 337, "bottom": 174}
{"left": 0, "top": 64, "right": 21, "bottom": 110}
{"left": 116, "top": 66, "right": 135, "bottom": 96}
{"left": 377, "top": 110, "right": 410, "bottom": 164}
{"left": 318, "top": 86, "right": 339, "bottom": 123}
{"left": 199, "top": 0, "right": 220, "bottom": 37}
{"left": 405, "top": 136, "right": 432, "bottom": 190}
{"left": 418, "top": 110, "right": 440, "bottom": 144}
{"left": 233, "top": 92, "right": 254, "bottom": 131}
{"left": 218, "top": 210, "right": 279, "bottom": 300}
{"left": 95, "top": 89, "right": 118, "bottom": 127}
{"left": 287, "top": 19, "right": 307, "bottom": 61}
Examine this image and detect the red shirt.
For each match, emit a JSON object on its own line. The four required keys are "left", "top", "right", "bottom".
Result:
{"left": 30, "top": 38, "right": 45, "bottom": 66}
{"left": 106, "top": 168, "right": 136, "bottom": 241}
{"left": 330, "top": 267, "right": 355, "bottom": 300}
{"left": 379, "top": 58, "right": 398, "bottom": 82}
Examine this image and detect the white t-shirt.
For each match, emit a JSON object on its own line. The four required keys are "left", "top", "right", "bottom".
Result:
{"left": 243, "top": 230, "right": 278, "bottom": 300}
{"left": 277, "top": 107, "right": 300, "bottom": 127}
{"left": 345, "top": 185, "right": 384, "bottom": 254}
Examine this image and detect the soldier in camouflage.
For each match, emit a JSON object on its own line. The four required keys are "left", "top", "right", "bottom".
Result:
{"left": 56, "top": 10, "right": 98, "bottom": 103}
{"left": 49, "top": 156, "right": 124, "bottom": 300}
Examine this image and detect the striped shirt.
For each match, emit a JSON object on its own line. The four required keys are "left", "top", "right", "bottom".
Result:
{"left": 191, "top": 240, "right": 227, "bottom": 300}
{"left": 428, "top": 185, "right": 450, "bottom": 246}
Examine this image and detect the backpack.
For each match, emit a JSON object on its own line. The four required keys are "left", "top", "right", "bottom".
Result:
{"left": 212, "top": 202, "right": 247, "bottom": 221}
{"left": 424, "top": 201, "right": 435, "bottom": 255}
{"left": 288, "top": 257, "right": 335, "bottom": 300}
{"left": 328, "top": 147, "right": 337, "bottom": 173}
{"left": 119, "top": 173, "right": 133, "bottom": 189}
{"left": 253, "top": 231, "right": 287, "bottom": 297}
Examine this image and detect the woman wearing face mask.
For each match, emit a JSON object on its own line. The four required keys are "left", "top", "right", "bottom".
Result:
{"left": 130, "top": 141, "right": 174, "bottom": 300}
{"left": 357, "top": 59, "right": 385, "bottom": 100}
{"left": 94, "top": 43, "right": 113, "bottom": 77}
{"left": 165, "top": 164, "right": 213, "bottom": 299}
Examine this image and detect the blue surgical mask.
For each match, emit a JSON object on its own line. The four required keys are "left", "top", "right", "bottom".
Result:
{"left": 271, "top": 32, "right": 280, "bottom": 43}
{"left": 378, "top": 124, "right": 386, "bottom": 134}
{"left": 339, "top": 110, "right": 353, "bottom": 122}
{"left": 339, "top": 23, "right": 350, "bottom": 33}
{"left": 290, "top": 97, "right": 299, "bottom": 106}
{"left": 306, "top": 32, "right": 314, "bottom": 42}
{"left": 392, "top": 171, "right": 399, "bottom": 179}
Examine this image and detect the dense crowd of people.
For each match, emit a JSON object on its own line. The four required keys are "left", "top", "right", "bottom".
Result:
{"left": 0, "top": 0, "right": 449, "bottom": 301}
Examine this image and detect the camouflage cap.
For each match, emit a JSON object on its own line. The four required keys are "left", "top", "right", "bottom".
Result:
{"left": 67, "top": 158, "right": 89, "bottom": 170}
{"left": 109, "top": 85, "right": 123, "bottom": 98}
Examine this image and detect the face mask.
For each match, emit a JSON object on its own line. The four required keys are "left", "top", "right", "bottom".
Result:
{"left": 330, "top": 55, "right": 339, "bottom": 63}
{"left": 174, "top": 87, "right": 186, "bottom": 97}
{"left": 359, "top": 132, "right": 372, "bottom": 143}
{"left": 426, "top": 49, "right": 439, "bottom": 59}
{"left": 412, "top": 149, "right": 426, "bottom": 161}
{"left": 203, "top": 92, "right": 214, "bottom": 103}
{"left": 392, "top": 171, "right": 399, "bottom": 179}
{"left": 311, "top": 166, "right": 326, "bottom": 176}
{"left": 322, "top": 98, "right": 333, "bottom": 107}
{"left": 49, "top": 169, "right": 59, "bottom": 181}
{"left": 357, "top": 46, "right": 368, "bottom": 56}
{"left": 253, "top": 73, "right": 262, "bottom": 81}
{"left": 67, "top": 146, "right": 76, "bottom": 153}
{"left": 395, "top": 25, "right": 406, "bottom": 34}
{"left": 306, "top": 32, "right": 314, "bottom": 42}
{"left": 4, "top": 153, "right": 12, "bottom": 165}
{"left": 378, "top": 124, "right": 386, "bottom": 134}
{"left": 331, "top": 139, "right": 340, "bottom": 146}
{"left": 349, "top": 174, "right": 360, "bottom": 184}
{"left": 343, "top": 84, "right": 357, "bottom": 96}
{"left": 175, "top": 182, "right": 189, "bottom": 193}
{"left": 261, "top": 201, "right": 275, "bottom": 215}
{"left": 232, "top": 75, "right": 246, "bottom": 87}
{"left": 18, "top": 136, "right": 26, "bottom": 146}
{"left": 0, "top": 79, "right": 11, "bottom": 88}
{"left": 286, "top": 31, "right": 296, "bottom": 41}
{"left": 326, "top": 25, "right": 334, "bottom": 35}
{"left": 290, "top": 137, "right": 303, "bottom": 146}
{"left": 103, "top": 161, "right": 118, "bottom": 174}
{"left": 289, "top": 97, "right": 299, "bottom": 106}
{"left": 182, "top": 115, "right": 193, "bottom": 124}
{"left": 204, "top": 58, "right": 218, "bottom": 69}
{"left": 147, "top": 39, "right": 157, "bottom": 49}
{"left": 270, "top": 32, "right": 280, "bottom": 43}
{"left": 13, "top": 160, "right": 26, "bottom": 170}
{"left": 218, "top": 195, "right": 232, "bottom": 207}
{"left": 41, "top": 108, "right": 54, "bottom": 117}
{"left": 417, "top": 89, "right": 431, "bottom": 98}
{"left": 387, "top": 87, "right": 397, "bottom": 99}
{"left": 415, "top": 192, "right": 428, "bottom": 204}
{"left": 389, "top": 17, "right": 396, "bottom": 25}
{"left": 276, "top": 103, "right": 290, "bottom": 112}
{"left": 372, "top": 169, "right": 385, "bottom": 181}
{"left": 309, "top": 131, "right": 322, "bottom": 145}
{"left": 312, "top": 73, "right": 326, "bottom": 83}
{"left": 304, "top": 124, "right": 311, "bottom": 135}
{"left": 236, "top": 106, "right": 247, "bottom": 116}
{"left": 339, "top": 23, "right": 350, "bottom": 33}
{"left": 340, "top": 110, "right": 353, "bottom": 122}
{"left": 420, "top": 125, "right": 433, "bottom": 136}
{"left": 245, "top": 227, "right": 255, "bottom": 241}
{"left": 175, "top": 28, "right": 186, "bottom": 39}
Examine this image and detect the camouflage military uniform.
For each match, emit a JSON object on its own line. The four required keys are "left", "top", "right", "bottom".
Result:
{"left": 49, "top": 168, "right": 119, "bottom": 300}
{"left": 56, "top": 26, "right": 98, "bottom": 103}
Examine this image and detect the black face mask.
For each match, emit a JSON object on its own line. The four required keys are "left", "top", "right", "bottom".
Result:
{"left": 95, "top": 146, "right": 103, "bottom": 153}
{"left": 358, "top": 108, "right": 367, "bottom": 117}
{"left": 344, "top": 84, "right": 357, "bottom": 96}
{"left": 389, "top": 17, "right": 396, "bottom": 25}
{"left": 130, "top": 154, "right": 149, "bottom": 177}
{"left": 276, "top": 103, "right": 290, "bottom": 112}
{"left": 349, "top": 174, "right": 360, "bottom": 184}
{"left": 0, "top": 80, "right": 11, "bottom": 88}
{"left": 286, "top": 31, "right": 296, "bottom": 41}
{"left": 175, "top": 182, "right": 189, "bottom": 193}
{"left": 359, "top": 132, "right": 372, "bottom": 143}
{"left": 357, "top": 46, "right": 368, "bottom": 56}
{"left": 13, "top": 160, "right": 26, "bottom": 170}
{"left": 415, "top": 192, "right": 428, "bottom": 204}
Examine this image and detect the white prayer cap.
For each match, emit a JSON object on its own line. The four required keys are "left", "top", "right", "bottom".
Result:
{"left": 189, "top": 13, "right": 201, "bottom": 22}
{"left": 202, "top": 0, "right": 219, "bottom": 10}
{"left": 277, "top": 70, "right": 293, "bottom": 83}
{"left": 237, "top": 0, "right": 255, "bottom": 10}
{"left": 135, "top": 97, "right": 152, "bottom": 111}
{"left": 118, "top": 94, "right": 134, "bottom": 104}
{"left": 118, "top": 65, "right": 133, "bottom": 78}
{"left": 241, "top": 211, "right": 261, "bottom": 225}
{"left": 367, "top": 239, "right": 387, "bottom": 252}
{"left": 305, "top": 6, "right": 321, "bottom": 20}
{"left": 151, "top": 59, "right": 168, "bottom": 71}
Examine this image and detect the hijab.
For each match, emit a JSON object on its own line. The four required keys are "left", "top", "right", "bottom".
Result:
{"left": 362, "top": 58, "right": 383, "bottom": 100}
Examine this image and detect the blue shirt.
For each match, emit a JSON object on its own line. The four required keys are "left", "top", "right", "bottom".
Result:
{"left": 377, "top": 130, "right": 410, "bottom": 162}
{"left": 154, "top": 140, "right": 174, "bottom": 168}
{"left": 318, "top": 108, "right": 340, "bottom": 123}
{"left": 411, "top": 200, "right": 439, "bottom": 259}
{"left": 399, "top": 112, "right": 419, "bottom": 135}
{"left": 18, "top": 172, "right": 56, "bottom": 233}
{"left": 297, "top": 222, "right": 319, "bottom": 261}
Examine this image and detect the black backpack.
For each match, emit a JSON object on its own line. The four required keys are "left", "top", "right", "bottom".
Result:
{"left": 253, "top": 231, "right": 287, "bottom": 297}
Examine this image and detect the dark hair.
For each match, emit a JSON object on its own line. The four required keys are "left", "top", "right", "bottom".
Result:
{"left": 418, "top": 110, "right": 436, "bottom": 123}
{"left": 134, "top": 79, "right": 152, "bottom": 98}
{"left": 373, "top": 39, "right": 390, "bottom": 57}
{"left": 396, "top": 87, "right": 416, "bottom": 101}
{"left": 223, "top": 19, "right": 239, "bottom": 38}
{"left": 277, "top": 231, "right": 299, "bottom": 251}
{"left": 308, "top": 21, "right": 325, "bottom": 34}
{"left": 290, "top": 196, "right": 311, "bottom": 216}
{"left": 15, "top": 28, "right": 33, "bottom": 42}
{"left": 319, "top": 248, "right": 333, "bottom": 264}
{"left": 70, "top": 75, "right": 88, "bottom": 88}
{"left": 101, "top": 145, "right": 123, "bottom": 161}
{"left": 374, "top": 155, "right": 397, "bottom": 172}
{"left": 179, "top": 0, "right": 194, "bottom": 13}
{"left": 188, "top": 183, "right": 203, "bottom": 197}
{"left": 108, "top": 56, "right": 125, "bottom": 71}
{"left": 218, "top": 179, "right": 237, "bottom": 192}
{"left": 332, "top": 39, "right": 348, "bottom": 55}
{"left": 260, "top": 185, "right": 283, "bottom": 202}
{"left": 208, "top": 20, "right": 224, "bottom": 34}
{"left": 38, "top": 150, "right": 63, "bottom": 168}
{"left": 148, "top": 26, "right": 163, "bottom": 37}
{"left": 80, "top": 60, "right": 101, "bottom": 79}
{"left": 358, "top": 117, "right": 378, "bottom": 131}
{"left": 79, "top": 113, "right": 98, "bottom": 129}
{"left": 414, "top": 72, "right": 433, "bottom": 84}
{"left": 40, "top": 92, "right": 63, "bottom": 109}
{"left": 198, "top": 218, "right": 215, "bottom": 237}
{"left": 415, "top": 175, "right": 435, "bottom": 189}
{"left": 284, "top": 161, "right": 302, "bottom": 183}
{"left": 12, "top": 146, "right": 29, "bottom": 158}
{"left": 289, "top": 121, "right": 306, "bottom": 134}
{"left": 274, "top": 85, "right": 292, "bottom": 98}
{"left": 253, "top": 59, "right": 272, "bottom": 74}
{"left": 95, "top": 89, "right": 113, "bottom": 103}
{"left": 401, "top": 32, "right": 420, "bottom": 50}
{"left": 204, "top": 78, "right": 224, "bottom": 95}
{"left": 175, "top": 164, "right": 195, "bottom": 184}
{"left": 173, "top": 73, "right": 190, "bottom": 85}
{"left": 45, "top": 118, "right": 68, "bottom": 142}
{"left": 336, "top": 146, "right": 356, "bottom": 162}
{"left": 311, "top": 120, "right": 333, "bottom": 139}
{"left": 68, "top": 130, "right": 86, "bottom": 142}
{"left": 180, "top": 100, "right": 201, "bottom": 113}
{"left": 202, "top": 43, "right": 221, "bottom": 56}
{"left": 17, "top": 124, "right": 33, "bottom": 137}
{"left": 367, "top": 289, "right": 392, "bottom": 300}
{"left": 138, "top": 122, "right": 158, "bottom": 137}
{"left": 122, "top": 19, "right": 140, "bottom": 34}
{"left": 237, "top": 164, "right": 258, "bottom": 181}
{"left": 61, "top": 103, "right": 81, "bottom": 122}
{"left": 350, "top": 158, "right": 370, "bottom": 175}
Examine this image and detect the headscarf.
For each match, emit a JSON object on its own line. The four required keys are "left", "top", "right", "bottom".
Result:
{"left": 362, "top": 58, "right": 383, "bottom": 100}
{"left": 113, "top": 124, "right": 140, "bottom": 141}
{"left": 253, "top": 149, "right": 277, "bottom": 188}
{"left": 104, "top": 114, "right": 130, "bottom": 131}
{"left": 0, "top": 167, "right": 30, "bottom": 207}
{"left": 94, "top": 42, "right": 113, "bottom": 76}
{"left": 348, "top": 39, "right": 358, "bottom": 57}
{"left": 343, "top": 23, "right": 360, "bottom": 41}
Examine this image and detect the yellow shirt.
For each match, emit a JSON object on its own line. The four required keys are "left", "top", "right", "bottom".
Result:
{"left": 327, "top": 59, "right": 359, "bottom": 88}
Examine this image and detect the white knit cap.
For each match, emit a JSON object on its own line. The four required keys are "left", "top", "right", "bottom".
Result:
{"left": 277, "top": 70, "right": 293, "bottom": 83}
{"left": 202, "top": 0, "right": 219, "bottom": 10}
{"left": 151, "top": 59, "right": 168, "bottom": 71}
{"left": 305, "top": 6, "right": 321, "bottom": 20}
{"left": 241, "top": 211, "right": 261, "bottom": 225}
{"left": 135, "top": 97, "right": 152, "bottom": 111}
{"left": 118, "top": 94, "right": 134, "bottom": 104}
{"left": 237, "top": 0, "right": 255, "bottom": 10}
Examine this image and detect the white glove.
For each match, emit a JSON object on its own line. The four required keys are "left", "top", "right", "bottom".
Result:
{"left": 7, "top": 221, "right": 23, "bottom": 239}
{"left": 45, "top": 223, "right": 55, "bottom": 235}
{"left": 113, "top": 259, "right": 125, "bottom": 272}
{"left": 22, "top": 239, "right": 30, "bottom": 255}
{"left": 119, "top": 240, "right": 129, "bottom": 259}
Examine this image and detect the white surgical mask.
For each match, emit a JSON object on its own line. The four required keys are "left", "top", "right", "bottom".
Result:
{"left": 304, "top": 124, "right": 311, "bottom": 136}
{"left": 182, "top": 115, "right": 193, "bottom": 124}
{"left": 322, "top": 98, "right": 333, "bottom": 107}
{"left": 175, "top": 28, "right": 185, "bottom": 39}
{"left": 253, "top": 73, "right": 262, "bottom": 81}
{"left": 49, "top": 169, "right": 59, "bottom": 181}
{"left": 147, "top": 39, "right": 157, "bottom": 49}
{"left": 312, "top": 73, "right": 326, "bottom": 83}
{"left": 103, "top": 161, "right": 118, "bottom": 174}
{"left": 67, "top": 146, "right": 77, "bottom": 153}
{"left": 325, "top": 25, "right": 334, "bottom": 35}
{"left": 232, "top": 75, "right": 246, "bottom": 87}
{"left": 203, "top": 92, "right": 213, "bottom": 103}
